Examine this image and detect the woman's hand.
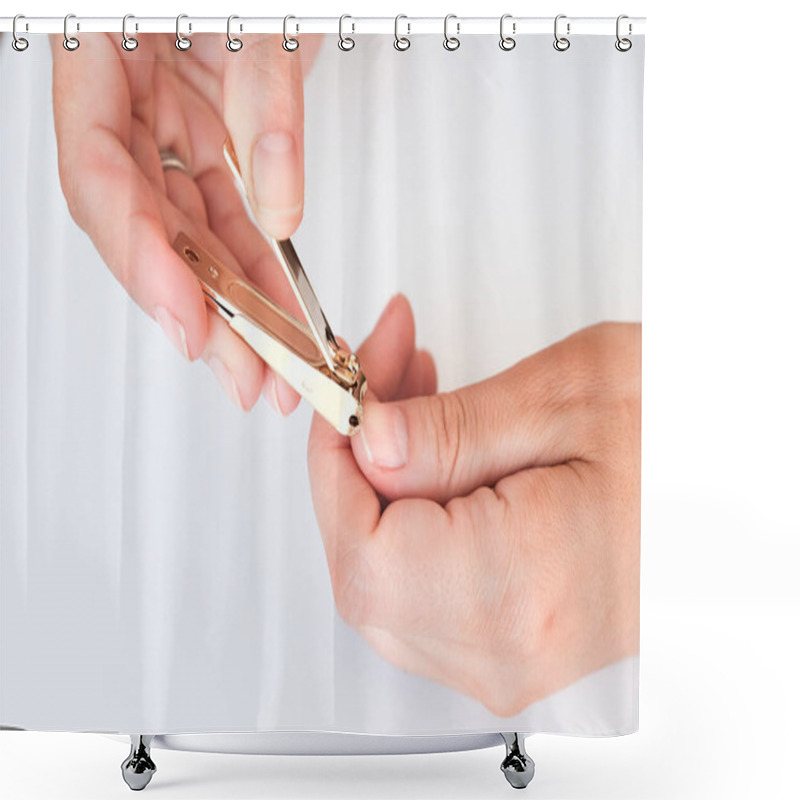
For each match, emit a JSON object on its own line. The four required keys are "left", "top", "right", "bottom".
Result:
{"left": 308, "top": 296, "right": 640, "bottom": 717}
{"left": 51, "top": 33, "right": 319, "bottom": 412}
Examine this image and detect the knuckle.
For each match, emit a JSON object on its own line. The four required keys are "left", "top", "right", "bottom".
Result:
{"left": 57, "top": 152, "right": 89, "bottom": 230}
{"left": 329, "top": 544, "right": 370, "bottom": 627}
{"left": 430, "top": 392, "right": 470, "bottom": 494}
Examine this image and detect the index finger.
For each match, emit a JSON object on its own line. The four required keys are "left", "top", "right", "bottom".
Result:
{"left": 222, "top": 36, "right": 306, "bottom": 240}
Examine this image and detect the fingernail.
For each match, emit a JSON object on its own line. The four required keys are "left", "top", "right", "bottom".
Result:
{"left": 361, "top": 403, "right": 408, "bottom": 469}
{"left": 208, "top": 356, "right": 243, "bottom": 409}
{"left": 154, "top": 305, "right": 189, "bottom": 359}
{"left": 252, "top": 132, "right": 302, "bottom": 235}
{"left": 275, "top": 376, "right": 298, "bottom": 415}
{"left": 262, "top": 371, "right": 288, "bottom": 416}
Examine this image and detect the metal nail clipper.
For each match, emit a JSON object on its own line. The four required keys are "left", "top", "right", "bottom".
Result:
{"left": 172, "top": 138, "right": 367, "bottom": 436}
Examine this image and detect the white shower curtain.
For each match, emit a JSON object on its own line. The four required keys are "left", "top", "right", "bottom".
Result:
{"left": 1, "top": 29, "right": 642, "bottom": 737}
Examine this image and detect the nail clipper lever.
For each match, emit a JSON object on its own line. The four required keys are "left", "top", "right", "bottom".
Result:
{"left": 172, "top": 140, "right": 366, "bottom": 436}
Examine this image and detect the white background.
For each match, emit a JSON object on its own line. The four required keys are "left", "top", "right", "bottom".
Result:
{"left": 1, "top": 1, "right": 798, "bottom": 798}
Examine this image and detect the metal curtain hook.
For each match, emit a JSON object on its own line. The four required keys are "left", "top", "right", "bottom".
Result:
{"left": 227, "top": 15, "right": 243, "bottom": 51}
{"left": 394, "top": 14, "right": 410, "bottom": 51}
{"left": 63, "top": 13, "right": 80, "bottom": 51}
{"left": 615, "top": 14, "right": 632, "bottom": 51}
{"left": 553, "top": 14, "right": 570, "bottom": 51}
{"left": 499, "top": 14, "right": 516, "bottom": 51}
{"left": 443, "top": 13, "right": 460, "bottom": 51}
{"left": 12, "top": 14, "right": 29, "bottom": 52}
{"left": 283, "top": 15, "right": 299, "bottom": 51}
{"left": 175, "top": 14, "right": 192, "bottom": 50}
{"left": 122, "top": 14, "right": 138, "bottom": 51}
{"left": 338, "top": 14, "right": 355, "bottom": 51}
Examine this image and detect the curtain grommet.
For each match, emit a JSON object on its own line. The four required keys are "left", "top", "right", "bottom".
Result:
{"left": 121, "top": 14, "right": 138, "bottom": 51}
{"left": 63, "top": 13, "right": 80, "bottom": 51}
{"left": 553, "top": 14, "right": 570, "bottom": 52}
{"left": 11, "top": 14, "right": 29, "bottom": 51}
{"left": 226, "top": 15, "right": 243, "bottom": 52}
{"left": 283, "top": 15, "right": 299, "bottom": 52}
{"left": 443, "top": 14, "right": 460, "bottom": 51}
{"left": 499, "top": 14, "right": 516, "bottom": 51}
{"left": 394, "top": 15, "right": 411, "bottom": 51}
{"left": 175, "top": 14, "right": 192, "bottom": 51}
{"left": 615, "top": 15, "right": 632, "bottom": 51}
{"left": 338, "top": 14, "right": 355, "bottom": 51}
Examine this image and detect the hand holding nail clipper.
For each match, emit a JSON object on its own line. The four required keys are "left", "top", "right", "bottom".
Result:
{"left": 51, "top": 33, "right": 324, "bottom": 413}
{"left": 172, "top": 139, "right": 367, "bottom": 435}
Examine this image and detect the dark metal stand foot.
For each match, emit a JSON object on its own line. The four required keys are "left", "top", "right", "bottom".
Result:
{"left": 500, "top": 732, "right": 535, "bottom": 789}
{"left": 121, "top": 734, "right": 157, "bottom": 791}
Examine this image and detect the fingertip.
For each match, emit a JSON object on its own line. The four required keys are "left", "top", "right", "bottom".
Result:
{"left": 275, "top": 374, "right": 302, "bottom": 415}
{"left": 418, "top": 349, "right": 438, "bottom": 395}
{"left": 356, "top": 295, "right": 417, "bottom": 401}
{"left": 154, "top": 305, "right": 190, "bottom": 360}
{"left": 391, "top": 292, "right": 413, "bottom": 321}
{"left": 183, "top": 306, "right": 209, "bottom": 363}
{"left": 141, "top": 229, "right": 208, "bottom": 362}
{"left": 235, "top": 368, "right": 263, "bottom": 411}
{"left": 262, "top": 371, "right": 301, "bottom": 416}
{"left": 336, "top": 336, "right": 352, "bottom": 354}
{"left": 350, "top": 396, "right": 409, "bottom": 481}
{"left": 350, "top": 425, "right": 372, "bottom": 473}
{"left": 380, "top": 293, "right": 415, "bottom": 342}
{"left": 350, "top": 408, "right": 378, "bottom": 478}
{"left": 256, "top": 206, "right": 303, "bottom": 241}
{"left": 205, "top": 354, "right": 245, "bottom": 410}
{"left": 262, "top": 370, "right": 282, "bottom": 414}
{"left": 202, "top": 313, "right": 264, "bottom": 409}
{"left": 348, "top": 399, "right": 412, "bottom": 503}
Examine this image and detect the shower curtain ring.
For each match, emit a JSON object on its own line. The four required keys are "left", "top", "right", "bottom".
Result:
{"left": 499, "top": 14, "right": 516, "bottom": 51}
{"left": 122, "top": 14, "right": 138, "bottom": 51}
{"left": 443, "top": 14, "right": 460, "bottom": 51}
{"left": 338, "top": 14, "right": 355, "bottom": 51}
{"left": 615, "top": 15, "right": 632, "bottom": 51}
{"left": 226, "top": 15, "right": 243, "bottom": 51}
{"left": 394, "top": 15, "right": 410, "bottom": 51}
{"left": 11, "top": 14, "right": 29, "bottom": 52}
{"left": 175, "top": 14, "right": 192, "bottom": 51}
{"left": 553, "top": 14, "right": 570, "bottom": 51}
{"left": 63, "top": 13, "right": 80, "bottom": 51}
{"left": 283, "top": 15, "right": 299, "bottom": 51}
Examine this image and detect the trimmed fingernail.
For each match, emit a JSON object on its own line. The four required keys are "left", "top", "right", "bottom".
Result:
{"left": 208, "top": 356, "right": 243, "bottom": 410}
{"left": 361, "top": 403, "right": 408, "bottom": 469}
{"left": 252, "top": 132, "right": 301, "bottom": 235}
{"left": 154, "top": 305, "right": 189, "bottom": 359}
{"left": 262, "top": 371, "right": 288, "bottom": 416}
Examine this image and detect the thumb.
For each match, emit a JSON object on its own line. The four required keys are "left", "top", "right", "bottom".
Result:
{"left": 223, "top": 36, "right": 305, "bottom": 239}
{"left": 351, "top": 356, "right": 585, "bottom": 504}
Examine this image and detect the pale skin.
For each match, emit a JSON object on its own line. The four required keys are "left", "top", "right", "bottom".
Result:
{"left": 309, "top": 297, "right": 641, "bottom": 717}
{"left": 53, "top": 37, "right": 640, "bottom": 717}
{"left": 51, "top": 33, "right": 317, "bottom": 412}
